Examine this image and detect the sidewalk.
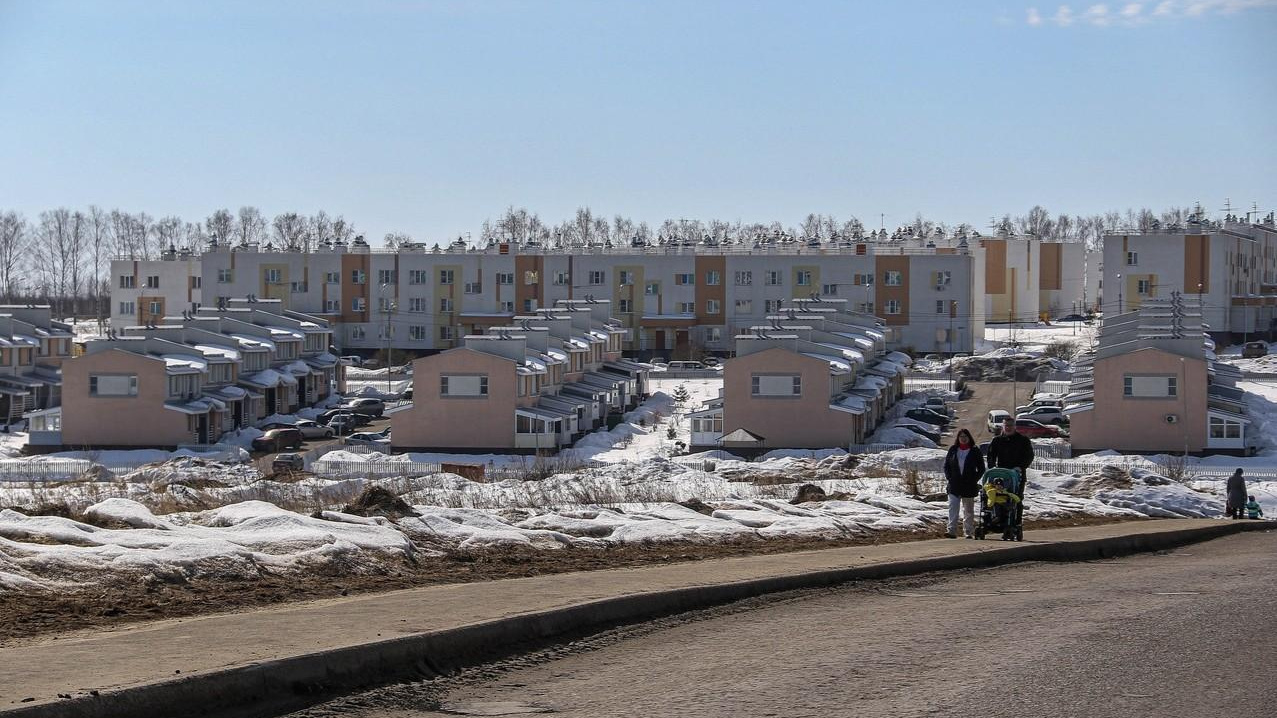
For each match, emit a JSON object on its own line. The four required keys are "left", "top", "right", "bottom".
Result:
{"left": 0, "top": 519, "right": 1267, "bottom": 718}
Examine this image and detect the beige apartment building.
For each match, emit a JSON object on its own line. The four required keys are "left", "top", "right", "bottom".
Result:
{"left": 0, "top": 306, "right": 74, "bottom": 434}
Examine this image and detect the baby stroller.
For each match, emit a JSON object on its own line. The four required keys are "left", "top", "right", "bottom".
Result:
{"left": 975, "top": 467, "right": 1024, "bottom": 541}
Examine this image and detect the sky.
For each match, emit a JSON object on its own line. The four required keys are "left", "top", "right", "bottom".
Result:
{"left": 1, "top": 0, "right": 1274, "bottom": 243}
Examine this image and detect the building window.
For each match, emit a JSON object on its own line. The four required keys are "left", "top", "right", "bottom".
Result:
{"left": 439, "top": 269, "right": 454, "bottom": 285}
{"left": 523, "top": 298, "right": 537, "bottom": 312}
{"left": 408, "top": 297, "right": 427, "bottom": 312}
{"left": 588, "top": 270, "right": 605, "bottom": 285}
{"left": 1137, "top": 279, "right": 1152, "bottom": 296}
{"left": 795, "top": 270, "right": 812, "bottom": 286}
{"left": 500, "top": 300, "right": 514, "bottom": 313}
{"left": 618, "top": 270, "right": 635, "bottom": 286}
{"left": 524, "top": 270, "right": 539, "bottom": 285}
{"left": 148, "top": 300, "right": 162, "bottom": 315}
{"left": 1123, "top": 375, "right": 1177, "bottom": 398}
{"left": 705, "top": 270, "right": 721, "bottom": 286}
{"left": 935, "top": 270, "right": 952, "bottom": 287}
{"left": 735, "top": 299, "right": 753, "bottom": 314}
{"left": 351, "top": 269, "right": 366, "bottom": 284}
{"left": 764, "top": 271, "right": 782, "bottom": 286}
{"left": 1127, "top": 251, "right": 1138, "bottom": 266}
{"left": 145, "top": 276, "right": 159, "bottom": 289}
{"left": 119, "top": 301, "right": 135, "bottom": 316}
{"left": 645, "top": 282, "right": 659, "bottom": 295}
{"left": 618, "top": 299, "right": 633, "bottom": 313}
{"left": 764, "top": 299, "right": 782, "bottom": 313}
{"left": 859, "top": 302, "right": 875, "bottom": 314}
{"left": 439, "top": 326, "right": 455, "bottom": 341}
{"left": 409, "top": 325, "right": 427, "bottom": 341}
{"left": 1209, "top": 416, "right": 1242, "bottom": 439}
{"left": 553, "top": 271, "right": 570, "bottom": 285}
{"left": 290, "top": 281, "right": 308, "bottom": 293}
{"left": 264, "top": 269, "right": 282, "bottom": 284}
{"left": 190, "top": 276, "right": 202, "bottom": 290}
{"left": 464, "top": 281, "right": 482, "bottom": 294}
{"left": 440, "top": 375, "right": 488, "bottom": 396}
{"left": 885, "top": 300, "right": 901, "bottom": 314}
{"left": 377, "top": 269, "right": 396, "bottom": 285}
{"left": 884, "top": 271, "right": 902, "bottom": 286}
{"left": 936, "top": 300, "right": 946, "bottom": 314}
{"left": 408, "top": 270, "right": 428, "bottom": 284}
{"left": 855, "top": 272, "right": 874, "bottom": 286}
{"left": 439, "top": 297, "right": 454, "bottom": 313}
{"left": 751, "top": 374, "right": 801, "bottom": 397}
{"left": 324, "top": 299, "right": 339, "bottom": 313}
{"left": 352, "top": 297, "right": 366, "bottom": 312}
{"left": 89, "top": 374, "right": 138, "bottom": 397}
{"left": 119, "top": 275, "right": 136, "bottom": 289}
{"left": 706, "top": 299, "right": 721, "bottom": 315}
{"left": 735, "top": 271, "right": 753, "bottom": 286}
{"left": 326, "top": 271, "right": 340, "bottom": 284}
{"left": 377, "top": 296, "right": 393, "bottom": 312}
{"left": 351, "top": 326, "right": 366, "bottom": 340}
{"left": 677, "top": 301, "right": 696, "bottom": 314}
{"left": 706, "top": 327, "right": 722, "bottom": 343}
{"left": 497, "top": 272, "right": 514, "bottom": 285}
{"left": 217, "top": 269, "right": 233, "bottom": 283}
{"left": 821, "top": 283, "right": 838, "bottom": 295}
{"left": 675, "top": 273, "right": 694, "bottom": 285}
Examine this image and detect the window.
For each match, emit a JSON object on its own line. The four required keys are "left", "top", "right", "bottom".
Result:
{"left": 496, "top": 272, "right": 514, "bottom": 285}
{"left": 692, "top": 415, "right": 724, "bottom": 433}
{"left": 290, "top": 281, "right": 308, "bottom": 293}
{"left": 409, "top": 325, "right": 427, "bottom": 341}
{"left": 408, "top": 297, "right": 427, "bottom": 312}
{"left": 1123, "top": 375, "right": 1177, "bottom": 398}
{"left": 377, "top": 269, "right": 397, "bottom": 285}
{"left": 523, "top": 298, "right": 537, "bottom": 312}
{"left": 751, "top": 374, "right": 801, "bottom": 397}
{"left": 706, "top": 299, "right": 721, "bottom": 314}
{"left": 439, "top": 269, "right": 454, "bottom": 285}
{"left": 885, "top": 300, "right": 901, "bottom": 314}
{"left": 89, "top": 374, "right": 138, "bottom": 397}
{"left": 855, "top": 272, "right": 874, "bottom": 286}
{"left": 764, "top": 271, "right": 782, "bottom": 286}
{"left": 586, "top": 270, "right": 604, "bottom": 285}
{"left": 464, "top": 281, "right": 482, "bottom": 294}
{"left": 378, "top": 324, "right": 394, "bottom": 340}
{"left": 1137, "top": 279, "right": 1152, "bottom": 295}
{"left": 1126, "top": 251, "right": 1138, "bottom": 266}
{"left": 675, "top": 273, "right": 695, "bottom": 286}
{"left": 408, "top": 269, "right": 428, "bottom": 284}
{"left": 217, "top": 269, "right": 233, "bottom": 283}
{"left": 439, "top": 297, "right": 454, "bottom": 312}
{"left": 821, "top": 283, "right": 838, "bottom": 295}
{"left": 735, "top": 299, "right": 753, "bottom": 314}
{"left": 618, "top": 299, "right": 633, "bottom": 313}
{"left": 148, "top": 300, "right": 162, "bottom": 315}
{"left": 1210, "top": 416, "right": 1243, "bottom": 439}
{"left": 936, "top": 300, "right": 946, "bottom": 314}
{"left": 858, "top": 302, "right": 875, "bottom": 314}
{"left": 935, "top": 270, "right": 952, "bottom": 287}
{"left": 119, "top": 301, "right": 135, "bottom": 316}
{"left": 190, "top": 276, "right": 202, "bottom": 289}
{"left": 352, "top": 297, "right": 366, "bottom": 312}
{"left": 145, "top": 275, "right": 159, "bottom": 289}
{"left": 351, "top": 326, "right": 366, "bottom": 340}
{"left": 795, "top": 270, "right": 812, "bottom": 286}
{"left": 439, "top": 326, "right": 455, "bottom": 341}
{"left": 884, "top": 271, "right": 902, "bottom": 286}
{"left": 264, "top": 269, "right": 282, "bottom": 284}
{"left": 735, "top": 271, "right": 753, "bottom": 286}
{"left": 764, "top": 299, "right": 782, "bottom": 313}
{"left": 119, "top": 275, "right": 136, "bottom": 289}
{"left": 325, "top": 271, "right": 340, "bottom": 284}
{"left": 618, "top": 270, "right": 635, "bottom": 286}
{"left": 500, "top": 300, "right": 515, "bottom": 312}
{"left": 351, "top": 269, "right": 366, "bottom": 284}
{"left": 677, "top": 302, "right": 696, "bottom": 314}
{"left": 645, "top": 282, "right": 659, "bottom": 295}
{"left": 705, "top": 270, "right": 721, "bottom": 286}
{"left": 553, "top": 271, "right": 570, "bottom": 285}
{"left": 377, "top": 296, "right": 393, "bottom": 312}
{"left": 706, "top": 327, "right": 722, "bottom": 343}
{"left": 524, "top": 270, "right": 539, "bottom": 285}
{"left": 324, "top": 299, "right": 339, "bottom": 313}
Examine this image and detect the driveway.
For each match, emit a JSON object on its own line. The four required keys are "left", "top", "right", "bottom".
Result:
{"left": 251, "top": 413, "right": 395, "bottom": 473}
{"left": 943, "top": 380, "right": 1039, "bottom": 446}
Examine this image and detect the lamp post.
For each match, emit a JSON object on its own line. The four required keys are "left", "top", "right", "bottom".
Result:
{"left": 1116, "top": 273, "right": 1123, "bottom": 315}
{"left": 380, "top": 283, "right": 395, "bottom": 396}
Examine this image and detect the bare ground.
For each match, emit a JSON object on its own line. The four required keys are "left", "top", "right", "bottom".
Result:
{"left": 0, "top": 513, "right": 1139, "bottom": 646}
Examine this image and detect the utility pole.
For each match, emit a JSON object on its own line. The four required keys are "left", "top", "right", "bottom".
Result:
{"left": 381, "top": 283, "right": 394, "bottom": 396}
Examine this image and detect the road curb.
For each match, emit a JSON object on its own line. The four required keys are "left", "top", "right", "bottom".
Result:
{"left": 6, "top": 521, "right": 1269, "bottom": 718}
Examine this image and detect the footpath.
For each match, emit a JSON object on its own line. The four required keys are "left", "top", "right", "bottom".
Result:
{"left": 0, "top": 518, "right": 1268, "bottom": 718}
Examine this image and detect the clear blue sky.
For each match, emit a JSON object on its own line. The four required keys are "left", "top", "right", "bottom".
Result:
{"left": 2, "top": 0, "right": 1274, "bottom": 241}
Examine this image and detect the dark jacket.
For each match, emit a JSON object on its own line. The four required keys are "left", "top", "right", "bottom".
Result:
{"left": 987, "top": 431, "right": 1034, "bottom": 474}
{"left": 944, "top": 443, "right": 986, "bottom": 497}
{"left": 1226, "top": 471, "right": 1247, "bottom": 506}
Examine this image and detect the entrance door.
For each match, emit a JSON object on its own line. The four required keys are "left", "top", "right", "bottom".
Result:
{"left": 675, "top": 330, "right": 690, "bottom": 358}
{"left": 654, "top": 330, "right": 666, "bottom": 354}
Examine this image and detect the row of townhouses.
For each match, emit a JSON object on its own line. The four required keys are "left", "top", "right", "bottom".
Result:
{"left": 0, "top": 306, "right": 75, "bottom": 424}
{"left": 1065, "top": 294, "right": 1251, "bottom": 456}
{"left": 110, "top": 235, "right": 1103, "bottom": 358}
{"left": 26, "top": 299, "right": 341, "bottom": 451}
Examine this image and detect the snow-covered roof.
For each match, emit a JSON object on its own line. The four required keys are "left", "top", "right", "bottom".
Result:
{"left": 229, "top": 333, "right": 276, "bottom": 351}
{"left": 885, "top": 351, "right": 913, "bottom": 366}
{"left": 832, "top": 332, "right": 875, "bottom": 350}
{"left": 800, "top": 352, "right": 853, "bottom": 374}
{"left": 161, "top": 354, "right": 208, "bottom": 372}
{"left": 266, "top": 327, "right": 305, "bottom": 340}
{"left": 281, "top": 360, "right": 311, "bottom": 375}
{"left": 10, "top": 334, "right": 40, "bottom": 347}
{"left": 193, "top": 344, "right": 241, "bottom": 361}
{"left": 546, "top": 349, "right": 568, "bottom": 362}
{"left": 524, "top": 356, "right": 547, "bottom": 373}
{"left": 241, "top": 368, "right": 297, "bottom": 387}
{"left": 163, "top": 398, "right": 220, "bottom": 415}
{"left": 830, "top": 394, "right": 867, "bottom": 415}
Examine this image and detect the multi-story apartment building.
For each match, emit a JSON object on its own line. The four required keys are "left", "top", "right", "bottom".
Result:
{"left": 0, "top": 306, "right": 74, "bottom": 429}
{"left": 46, "top": 298, "right": 337, "bottom": 450}
{"left": 391, "top": 298, "right": 647, "bottom": 452}
{"left": 114, "top": 237, "right": 986, "bottom": 357}
{"left": 1066, "top": 295, "right": 1251, "bottom": 456}
{"left": 1102, "top": 219, "right": 1277, "bottom": 341}
{"left": 110, "top": 246, "right": 204, "bottom": 325}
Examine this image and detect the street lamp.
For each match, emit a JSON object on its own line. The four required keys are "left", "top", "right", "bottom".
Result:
{"left": 1116, "top": 273, "right": 1123, "bottom": 315}
{"left": 380, "top": 283, "right": 395, "bottom": 396}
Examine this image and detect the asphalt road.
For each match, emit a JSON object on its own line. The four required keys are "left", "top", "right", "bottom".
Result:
{"left": 299, "top": 530, "right": 1277, "bottom": 718}
{"left": 947, "top": 381, "right": 1039, "bottom": 445}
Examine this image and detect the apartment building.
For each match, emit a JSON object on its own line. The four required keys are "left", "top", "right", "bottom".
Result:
{"left": 0, "top": 306, "right": 74, "bottom": 430}
{"left": 48, "top": 299, "right": 337, "bottom": 450}
{"left": 1065, "top": 295, "right": 1252, "bottom": 456}
{"left": 687, "top": 298, "right": 909, "bottom": 451}
{"left": 115, "top": 237, "right": 985, "bottom": 357}
{"left": 1102, "top": 219, "right": 1277, "bottom": 340}
{"left": 391, "top": 298, "right": 648, "bottom": 452}
{"left": 110, "top": 247, "right": 204, "bottom": 325}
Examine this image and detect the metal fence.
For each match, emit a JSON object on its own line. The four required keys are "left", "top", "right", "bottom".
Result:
{"left": 308, "top": 459, "right": 442, "bottom": 479}
{"left": 846, "top": 443, "right": 908, "bottom": 455}
{"left": 0, "top": 458, "right": 152, "bottom": 482}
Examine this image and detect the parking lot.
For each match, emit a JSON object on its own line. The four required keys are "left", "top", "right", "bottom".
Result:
{"left": 250, "top": 408, "right": 400, "bottom": 474}
{"left": 942, "top": 381, "right": 1040, "bottom": 446}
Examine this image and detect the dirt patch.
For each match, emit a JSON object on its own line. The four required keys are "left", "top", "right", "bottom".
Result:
{"left": 342, "top": 486, "right": 420, "bottom": 519}
{"left": 0, "top": 515, "right": 1144, "bottom": 647}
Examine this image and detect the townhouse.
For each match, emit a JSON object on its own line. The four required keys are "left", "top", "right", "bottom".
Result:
{"left": 45, "top": 299, "right": 338, "bottom": 450}
{"left": 390, "top": 298, "right": 648, "bottom": 453}
{"left": 0, "top": 306, "right": 74, "bottom": 434}
{"left": 114, "top": 236, "right": 987, "bottom": 358}
{"left": 1102, "top": 218, "right": 1277, "bottom": 341}
{"left": 1065, "top": 294, "right": 1252, "bottom": 456}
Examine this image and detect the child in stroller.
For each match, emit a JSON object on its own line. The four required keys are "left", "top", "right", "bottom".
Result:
{"left": 977, "top": 467, "right": 1024, "bottom": 541}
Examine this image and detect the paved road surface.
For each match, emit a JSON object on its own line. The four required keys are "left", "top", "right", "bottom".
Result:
{"left": 305, "top": 530, "right": 1275, "bottom": 718}
{"left": 947, "top": 381, "right": 1038, "bottom": 445}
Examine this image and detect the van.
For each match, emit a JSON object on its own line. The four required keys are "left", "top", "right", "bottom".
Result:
{"left": 1242, "top": 341, "right": 1268, "bottom": 359}
{"left": 987, "top": 410, "right": 1012, "bottom": 434}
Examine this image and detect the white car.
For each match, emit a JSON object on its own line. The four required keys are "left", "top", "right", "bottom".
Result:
{"left": 987, "top": 410, "right": 1012, "bottom": 433}
{"left": 1015, "top": 406, "right": 1068, "bottom": 426}
{"left": 293, "top": 419, "right": 335, "bottom": 439}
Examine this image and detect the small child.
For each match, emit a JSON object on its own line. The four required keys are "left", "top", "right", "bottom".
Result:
{"left": 1245, "top": 495, "right": 1264, "bottom": 520}
{"left": 984, "top": 477, "right": 1022, "bottom": 539}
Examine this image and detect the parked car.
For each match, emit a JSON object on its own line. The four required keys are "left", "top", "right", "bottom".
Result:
{"left": 1056, "top": 313, "right": 1088, "bottom": 323}
{"left": 340, "top": 355, "right": 363, "bottom": 367}
{"left": 1242, "top": 341, "right": 1268, "bottom": 358}
{"left": 667, "top": 360, "right": 705, "bottom": 370}
{"left": 341, "top": 398, "right": 386, "bottom": 417}
{"left": 327, "top": 415, "right": 359, "bottom": 435}
{"left": 293, "top": 419, "right": 335, "bottom": 439}
{"left": 1015, "top": 406, "right": 1069, "bottom": 426}
{"left": 906, "top": 408, "right": 951, "bottom": 427}
{"left": 252, "top": 428, "right": 304, "bottom": 452}
{"left": 346, "top": 431, "right": 391, "bottom": 445}
{"left": 270, "top": 453, "right": 305, "bottom": 473}
{"left": 258, "top": 420, "right": 296, "bottom": 431}
{"left": 924, "top": 396, "right": 953, "bottom": 415}
{"left": 361, "top": 358, "right": 381, "bottom": 369}
{"left": 987, "top": 410, "right": 1012, "bottom": 434}
{"left": 701, "top": 356, "right": 721, "bottom": 367}
{"left": 1013, "top": 418, "right": 1063, "bottom": 438}
{"left": 1016, "top": 398, "right": 1064, "bottom": 414}
{"left": 319, "top": 409, "right": 372, "bottom": 427}
{"left": 894, "top": 421, "right": 942, "bottom": 444}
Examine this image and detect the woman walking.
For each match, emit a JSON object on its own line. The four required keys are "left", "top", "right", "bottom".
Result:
{"left": 1226, "top": 468, "right": 1247, "bottom": 520}
{"left": 944, "top": 428, "right": 986, "bottom": 538}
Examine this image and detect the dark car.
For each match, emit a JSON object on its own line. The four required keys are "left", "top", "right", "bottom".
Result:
{"left": 895, "top": 422, "right": 942, "bottom": 444}
{"left": 342, "top": 398, "right": 386, "bottom": 417}
{"left": 270, "top": 453, "right": 305, "bottom": 473}
{"left": 1056, "top": 313, "right": 1088, "bottom": 322}
{"left": 252, "top": 428, "right": 304, "bottom": 452}
{"left": 319, "top": 408, "right": 372, "bottom": 427}
{"left": 906, "top": 408, "right": 951, "bottom": 427}
{"left": 1242, "top": 341, "right": 1268, "bottom": 359}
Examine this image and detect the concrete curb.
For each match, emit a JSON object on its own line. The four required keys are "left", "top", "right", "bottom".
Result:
{"left": 5, "top": 521, "right": 1269, "bottom": 718}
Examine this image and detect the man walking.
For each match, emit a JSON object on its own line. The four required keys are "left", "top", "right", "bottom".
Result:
{"left": 987, "top": 416, "right": 1034, "bottom": 492}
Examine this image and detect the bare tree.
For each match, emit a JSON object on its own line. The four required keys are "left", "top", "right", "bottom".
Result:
{"left": 0, "top": 212, "right": 27, "bottom": 301}
{"left": 271, "top": 212, "right": 307, "bottom": 249}
{"left": 236, "top": 206, "right": 267, "bottom": 246}
{"left": 331, "top": 215, "right": 355, "bottom": 244}
{"left": 308, "top": 211, "right": 333, "bottom": 250}
{"left": 573, "top": 207, "right": 594, "bottom": 246}
{"left": 383, "top": 231, "right": 413, "bottom": 249}
{"left": 154, "top": 215, "right": 184, "bottom": 252}
{"left": 205, "top": 208, "right": 235, "bottom": 245}
{"left": 87, "top": 206, "right": 110, "bottom": 327}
